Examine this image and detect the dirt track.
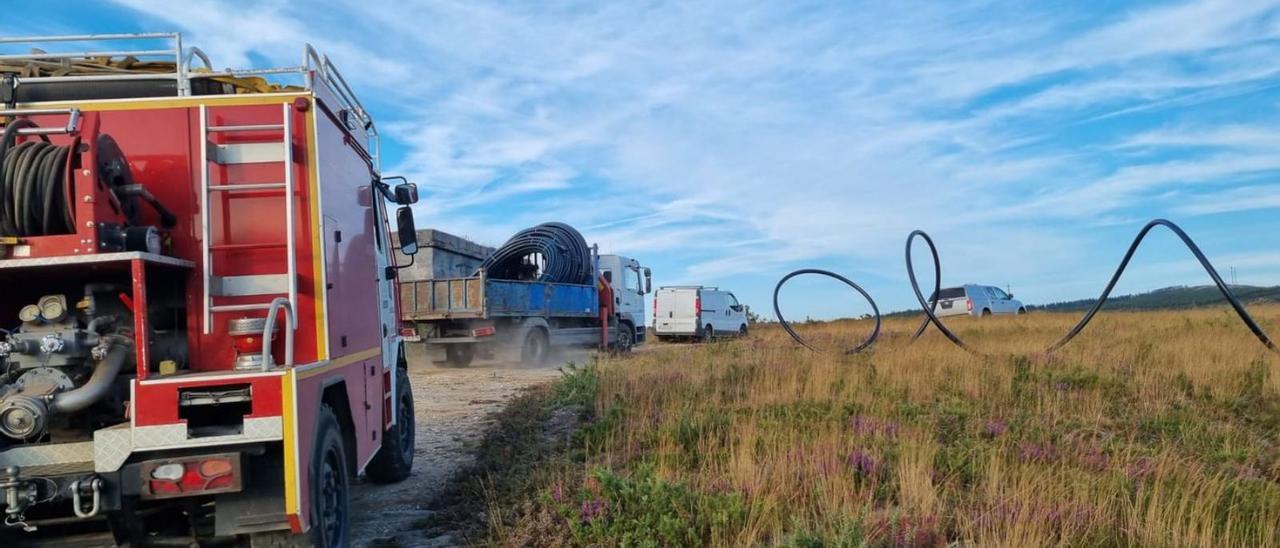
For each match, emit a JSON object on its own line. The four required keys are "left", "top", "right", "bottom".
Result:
{"left": 349, "top": 348, "right": 571, "bottom": 547}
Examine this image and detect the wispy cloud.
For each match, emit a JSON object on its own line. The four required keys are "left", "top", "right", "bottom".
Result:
{"left": 85, "top": 0, "right": 1280, "bottom": 315}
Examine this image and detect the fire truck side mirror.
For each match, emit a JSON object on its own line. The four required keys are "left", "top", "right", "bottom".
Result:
{"left": 394, "top": 182, "right": 419, "bottom": 205}
{"left": 396, "top": 207, "right": 419, "bottom": 256}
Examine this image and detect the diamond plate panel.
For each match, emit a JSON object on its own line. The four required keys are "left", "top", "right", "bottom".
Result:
{"left": 242, "top": 417, "right": 283, "bottom": 439}
{"left": 92, "top": 418, "right": 284, "bottom": 473}
{"left": 0, "top": 441, "right": 94, "bottom": 469}
{"left": 132, "top": 423, "right": 189, "bottom": 448}
{"left": 94, "top": 424, "right": 133, "bottom": 473}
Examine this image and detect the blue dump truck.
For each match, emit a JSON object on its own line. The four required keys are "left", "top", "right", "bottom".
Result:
{"left": 400, "top": 224, "right": 651, "bottom": 367}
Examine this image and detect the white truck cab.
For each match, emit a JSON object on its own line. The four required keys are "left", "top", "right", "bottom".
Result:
{"left": 598, "top": 254, "right": 651, "bottom": 346}
{"left": 654, "top": 286, "right": 749, "bottom": 341}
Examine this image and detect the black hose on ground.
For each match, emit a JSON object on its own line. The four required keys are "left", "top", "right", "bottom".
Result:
{"left": 772, "top": 269, "right": 881, "bottom": 354}
{"left": 776, "top": 218, "right": 1278, "bottom": 356}
{"left": 479, "top": 222, "right": 594, "bottom": 285}
{"left": 0, "top": 119, "right": 74, "bottom": 237}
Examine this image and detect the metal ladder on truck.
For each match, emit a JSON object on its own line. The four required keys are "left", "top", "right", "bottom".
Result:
{"left": 198, "top": 104, "right": 297, "bottom": 366}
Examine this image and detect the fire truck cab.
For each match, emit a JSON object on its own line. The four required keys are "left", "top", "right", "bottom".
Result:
{"left": 0, "top": 33, "right": 419, "bottom": 546}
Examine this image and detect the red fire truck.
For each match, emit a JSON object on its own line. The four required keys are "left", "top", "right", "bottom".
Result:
{"left": 0, "top": 33, "right": 420, "bottom": 546}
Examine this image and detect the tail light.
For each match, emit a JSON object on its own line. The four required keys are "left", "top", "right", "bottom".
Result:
{"left": 966, "top": 299, "right": 973, "bottom": 312}
{"left": 142, "top": 454, "right": 241, "bottom": 499}
{"left": 652, "top": 298, "right": 657, "bottom": 319}
{"left": 695, "top": 297, "right": 701, "bottom": 315}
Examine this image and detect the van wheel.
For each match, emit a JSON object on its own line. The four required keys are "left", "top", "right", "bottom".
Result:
{"left": 311, "top": 405, "right": 350, "bottom": 548}
{"left": 366, "top": 367, "right": 414, "bottom": 483}
{"left": 981, "top": 309, "right": 992, "bottom": 316}
{"left": 739, "top": 324, "right": 748, "bottom": 337}
{"left": 1017, "top": 307, "right": 1027, "bottom": 315}
{"left": 521, "top": 328, "right": 549, "bottom": 365}
{"left": 445, "top": 345, "right": 474, "bottom": 368}
{"left": 703, "top": 325, "right": 714, "bottom": 342}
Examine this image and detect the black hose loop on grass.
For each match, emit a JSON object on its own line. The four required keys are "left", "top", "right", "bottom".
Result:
{"left": 777, "top": 218, "right": 1278, "bottom": 357}
{"left": 1048, "top": 218, "right": 1278, "bottom": 353}
{"left": 773, "top": 268, "right": 881, "bottom": 354}
{"left": 905, "top": 229, "right": 983, "bottom": 356}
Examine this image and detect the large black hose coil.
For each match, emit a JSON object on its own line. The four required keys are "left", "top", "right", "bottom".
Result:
{"left": 0, "top": 119, "right": 74, "bottom": 237}
{"left": 479, "top": 222, "right": 594, "bottom": 285}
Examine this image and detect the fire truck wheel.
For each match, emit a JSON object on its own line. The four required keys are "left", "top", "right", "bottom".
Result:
{"left": 366, "top": 367, "right": 415, "bottom": 483}
{"left": 311, "top": 405, "right": 351, "bottom": 548}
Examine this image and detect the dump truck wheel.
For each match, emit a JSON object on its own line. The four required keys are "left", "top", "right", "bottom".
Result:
{"left": 366, "top": 367, "right": 414, "bottom": 483}
{"left": 311, "top": 405, "right": 350, "bottom": 548}
{"left": 614, "top": 323, "right": 634, "bottom": 354}
{"left": 521, "top": 328, "right": 549, "bottom": 365}
{"left": 445, "top": 344, "right": 474, "bottom": 367}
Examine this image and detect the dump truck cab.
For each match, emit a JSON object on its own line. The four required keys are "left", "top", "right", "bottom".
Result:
{"left": 0, "top": 32, "right": 420, "bottom": 546}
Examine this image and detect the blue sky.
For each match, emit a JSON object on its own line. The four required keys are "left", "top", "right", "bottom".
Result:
{"left": 10, "top": 1, "right": 1280, "bottom": 319}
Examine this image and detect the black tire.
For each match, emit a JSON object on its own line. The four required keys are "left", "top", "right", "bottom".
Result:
{"left": 521, "top": 328, "right": 549, "bottom": 366}
{"left": 703, "top": 324, "right": 714, "bottom": 342}
{"left": 739, "top": 324, "right": 748, "bottom": 337}
{"left": 614, "top": 323, "right": 634, "bottom": 354}
{"left": 365, "top": 367, "right": 414, "bottom": 483}
{"left": 310, "top": 405, "right": 350, "bottom": 548}
{"left": 981, "top": 309, "right": 992, "bottom": 317}
{"left": 445, "top": 344, "right": 474, "bottom": 368}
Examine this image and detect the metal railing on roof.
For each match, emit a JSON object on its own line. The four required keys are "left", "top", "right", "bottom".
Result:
{"left": 0, "top": 32, "right": 380, "bottom": 170}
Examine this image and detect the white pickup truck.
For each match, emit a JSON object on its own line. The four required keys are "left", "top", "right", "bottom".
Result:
{"left": 931, "top": 284, "right": 1026, "bottom": 317}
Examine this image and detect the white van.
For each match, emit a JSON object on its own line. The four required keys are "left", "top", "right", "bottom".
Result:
{"left": 653, "top": 286, "right": 749, "bottom": 341}
{"left": 931, "top": 284, "right": 1026, "bottom": 317}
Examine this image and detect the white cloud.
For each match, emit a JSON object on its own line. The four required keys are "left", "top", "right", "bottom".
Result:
{"left": 101, "top": 0, "right": 1280, "bottom": 313}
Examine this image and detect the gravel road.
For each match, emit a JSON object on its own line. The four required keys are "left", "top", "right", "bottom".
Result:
{"left": 349, "top": 348, "right": 571, "bottom": 547}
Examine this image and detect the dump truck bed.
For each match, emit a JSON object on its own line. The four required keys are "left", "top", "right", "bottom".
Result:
{"left": 400, "top": 271, "right": 599, "bottom": 320}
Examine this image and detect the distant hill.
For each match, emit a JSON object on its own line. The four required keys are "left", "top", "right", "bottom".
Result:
{"left": 1032, "top": 284, "right": 1280, "bottom": 312}
{"left": 879, "top": 285, "right": 1280, "bottom": 318}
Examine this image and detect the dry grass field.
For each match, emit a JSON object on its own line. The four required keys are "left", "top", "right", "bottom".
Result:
{"left": 480, "top": 306, "right": 1280, "bottom": 547}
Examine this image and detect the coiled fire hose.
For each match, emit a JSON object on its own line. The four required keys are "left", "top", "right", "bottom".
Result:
{"left": 0, "top": 119, "right": 74, "bottom": 237}
{"left": 775, "top": 218, "right": 1279, "bottom": 356}
{"left": 479, "top": 222, "right": 595, "bottom": 285}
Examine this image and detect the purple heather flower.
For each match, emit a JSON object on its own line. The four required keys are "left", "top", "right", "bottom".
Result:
{"left": 982, "top": 419, "right": 1008, "bottom": 439}
{"left": 848, "top": 449, "right": 881, "bottom": 478}
{"left": 1017, "top": 440, "right": 1058, "bottom": 463}
{"left": 1080, "top": 446, "right": 1110, "bottom": 472}
{"left": 851, "top": 415, "right": 877, "bottom": 436}
{"left": 1126, "top": 457, "right": 1155, "bottom": 480}
{"left": 580, "top": 499, "right": 607, "bottom": 524}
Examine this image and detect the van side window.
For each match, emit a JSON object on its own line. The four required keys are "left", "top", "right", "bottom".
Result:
{"left": 728, "top": 293, "right": 740, "bottom": 307}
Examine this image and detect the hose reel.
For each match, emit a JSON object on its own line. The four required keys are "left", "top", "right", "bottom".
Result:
{"left": 0, "top": 113, "right": 175, "bottom": 246}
